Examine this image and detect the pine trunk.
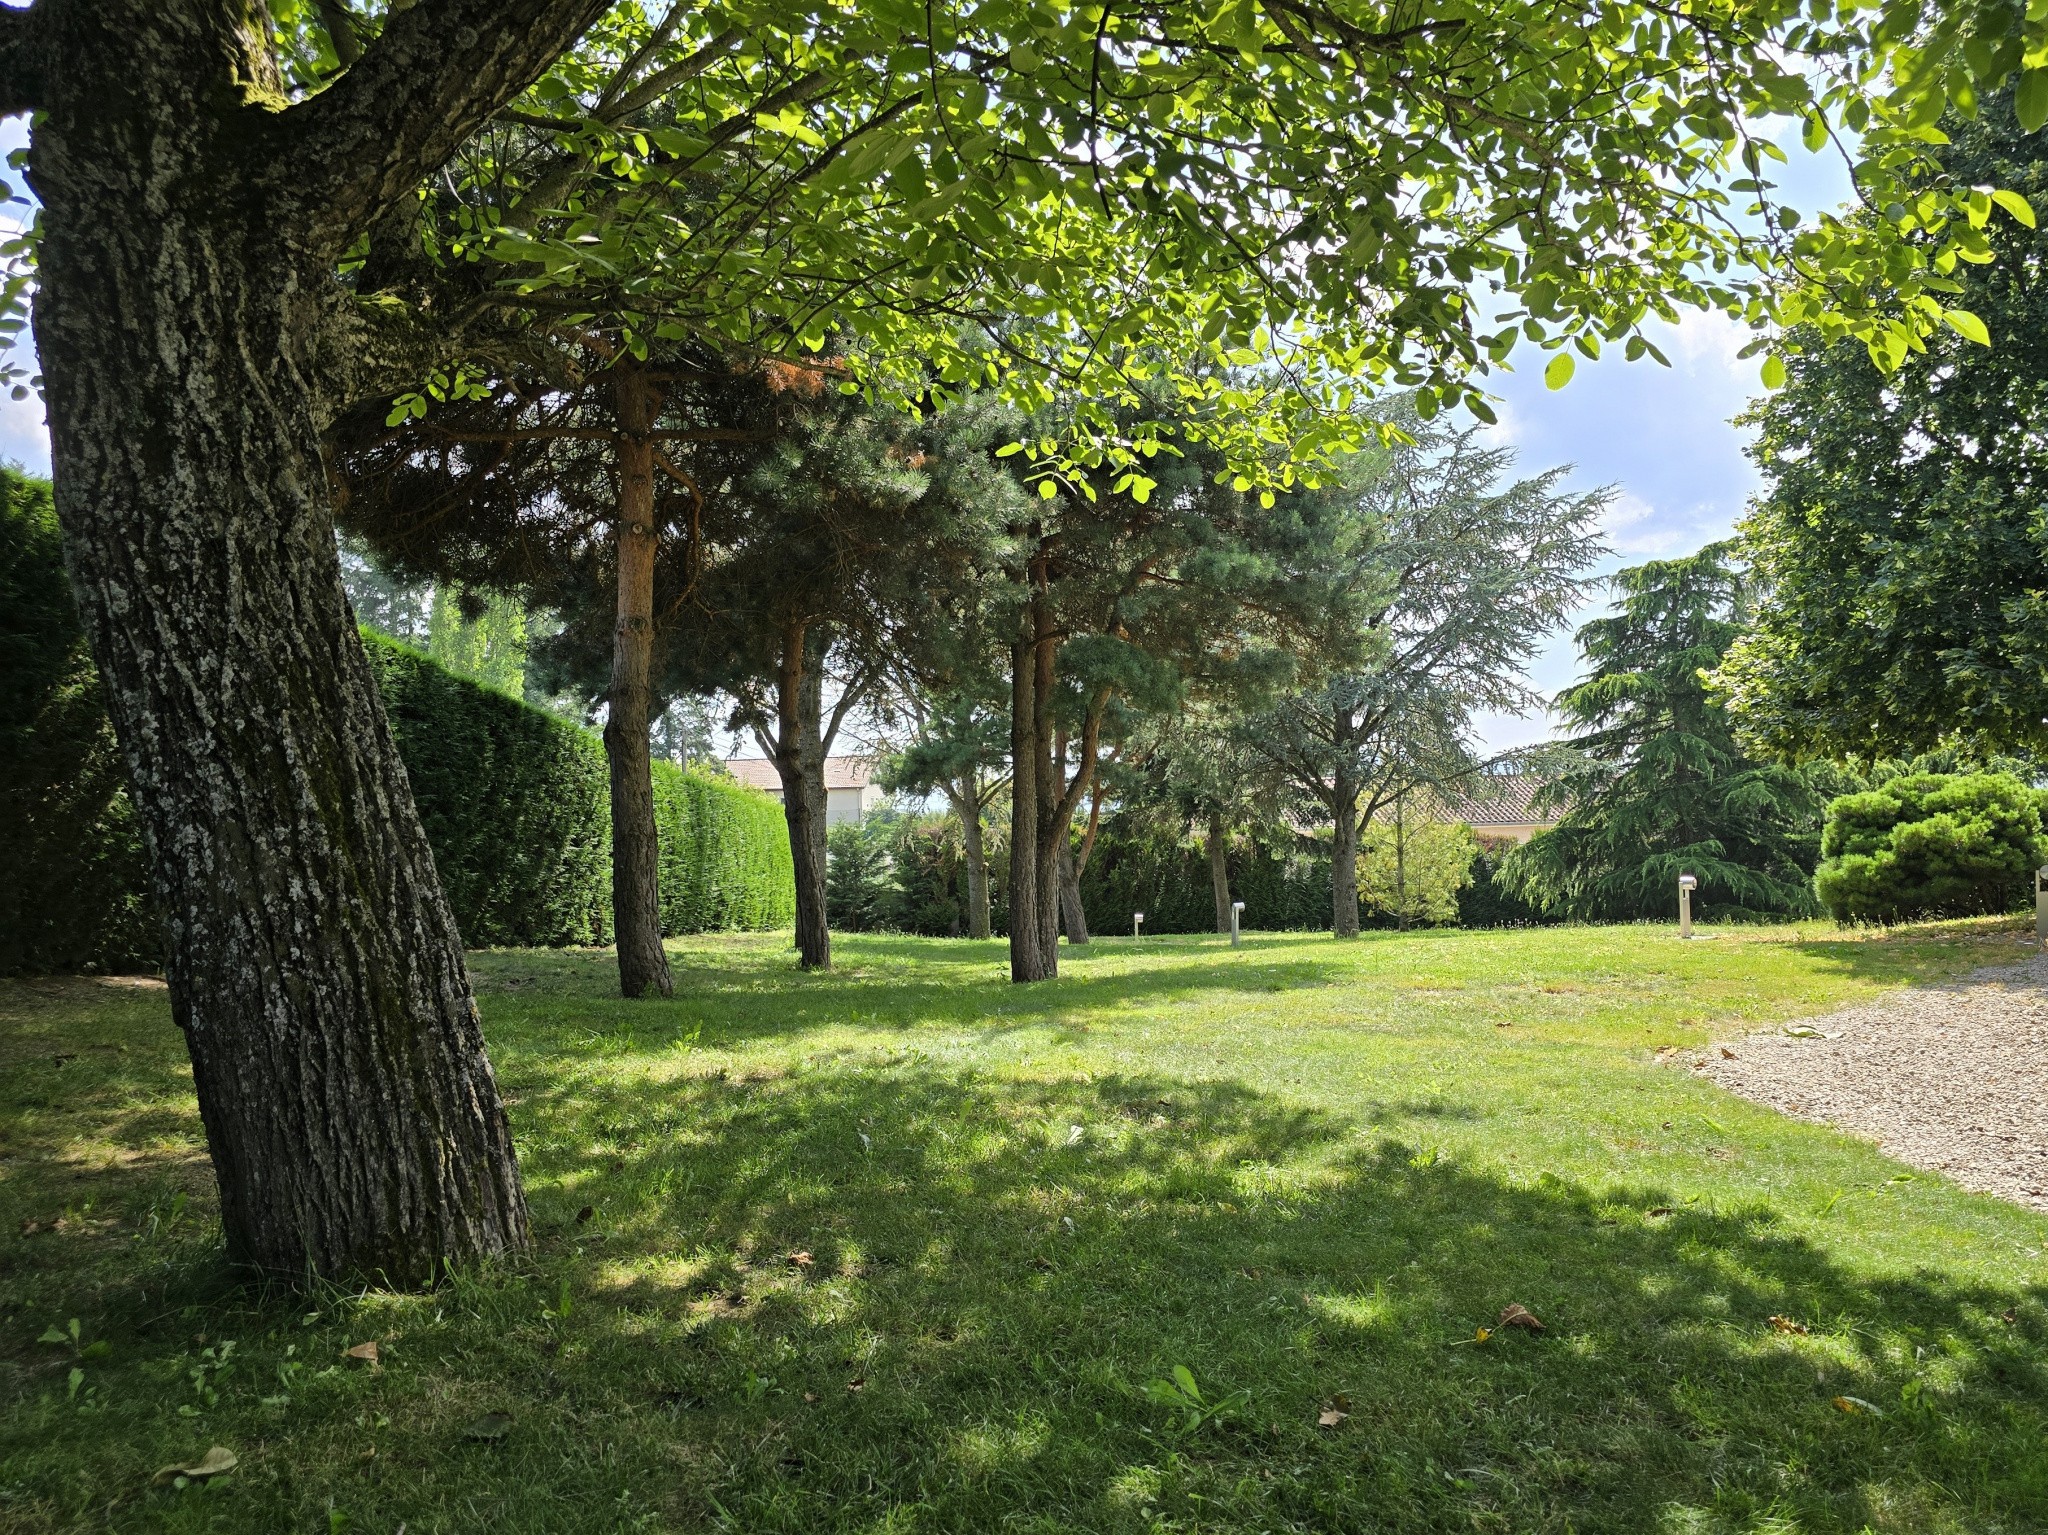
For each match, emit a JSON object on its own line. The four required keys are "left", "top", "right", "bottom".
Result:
{"left": 1331, "top": 786, "right": 1363, "bottom": 938}
{"left": 1058, "top": 838, "right": 1090, "bottom": 945}
{"left": 604, "top": 371, "right": 672, "bottom": 999}
{"left": 1209, "top": 812, "right": 1233, "bottom": 933}
{"left": 955, "top": 784, "right": 992, "bottom": 941}
{"left": 25, "top": 6, "right": 536, "bottom": 1281}
{"left": 1007, "top": 629, "right": 1051, "bottom": 982}
{"left": 772, "top": 623, "right": 832, "bottom": 970}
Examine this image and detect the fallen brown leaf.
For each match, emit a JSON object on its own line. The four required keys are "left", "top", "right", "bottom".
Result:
{"left": 788, "top": 1250, "right": 814, "bottom": 1268}
{"left": 1768, "top": 1315, "right": 1809, "bottom": 1335}
{"left": 1497, "top": 1303, "right": 1544, "bottom": 1332}
{"left": 1646, "top": 1206, "right": 1674, "bottom": 1218}
{"left": 343, "top": 1340, "right": 380, "bottom": 1364}
{"left": 150, "top": 1446, "right": 237, "bottom": 1487}
{"left": 845, "top": 1377, "right": 865, "bottom": 1393}
{"left": 802, "top": 1392, "right": 819, "bottom": 1404}
{"left": 2002, "top": 1308, "right": 2019, "bottom": 1325}
{"left": 574, "top": 1205, "right": 594, "bottom": 1225}
{"left": 1719, "top": 1047, "right": 1737, "bottom": 1060}
{"left": 460, "top": 1411, "right": 514, "bottom": 1441}
{"left": 1317, "top": 1408, "right": 1349, "bottom": 1428}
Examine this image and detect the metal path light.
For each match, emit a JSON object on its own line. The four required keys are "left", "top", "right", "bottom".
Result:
{"left": 2035, "top": 865, "right": 2047, "bottom": 948}
{"left": 1230, "top": 900, "right": 1245, "bottom": 948}
{"left": 1678, "top": 873, "right": 1698, "bottom": 940}
{"left": 1133, "top": 911, "right": 1145, "bottom": 941}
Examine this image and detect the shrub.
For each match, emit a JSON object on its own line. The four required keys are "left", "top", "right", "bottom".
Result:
{"left": 1813, "top": 771, "right": 2047, "bottom": 922}
{"left": 826, "top": 815, "right": 897, "bottom": 931}
{"left": 1357, "top": 819, "right": 1476, "bottom": 927}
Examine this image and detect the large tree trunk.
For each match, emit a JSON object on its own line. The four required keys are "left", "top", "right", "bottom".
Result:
{"left": 14, "top": 0, "right": 604, "bottom": 1280}
{"left": 770, "top": 622, "right": 832, "bottom": 969}
{"left": 1331, "top": 778, "right": 1363, "bottom": 939}
{"left": 1208, "top": 812, "right": 1233, "bottom": 934}
{"left": 604, "top": 369, "right": 672, "bottom": 999}
{"left": 951, "top": 782, "right": 993, "bottom": 940}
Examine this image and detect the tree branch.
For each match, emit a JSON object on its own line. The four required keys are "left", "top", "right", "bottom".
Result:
{"left": 281, "top": 0, "right": 613, "bottom": 255}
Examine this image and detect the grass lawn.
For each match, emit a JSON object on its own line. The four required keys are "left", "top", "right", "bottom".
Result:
{"left": 3, "top": 920, "right": 2046, "bottom": 1534}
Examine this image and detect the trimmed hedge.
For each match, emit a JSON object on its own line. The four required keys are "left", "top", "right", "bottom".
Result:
{"left": 0, "top": 471, "right": 157, "bottom": 974}
{"left": 1080, "top": 824, "right": 1334, "bottom": 934}
{"left": 0, "top": 513, "right": 793, "bottom": 972}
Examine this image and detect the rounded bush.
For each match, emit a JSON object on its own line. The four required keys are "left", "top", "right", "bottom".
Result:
{"left": 1813, "top": 772, "right": 2047, "bottom": 922}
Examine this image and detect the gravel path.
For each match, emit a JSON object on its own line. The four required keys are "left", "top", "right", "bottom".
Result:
{"left": 1696, "top": 954, "right": 2048, "bottom": 1213}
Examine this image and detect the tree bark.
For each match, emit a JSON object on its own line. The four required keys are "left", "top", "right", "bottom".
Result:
{"left": 1007, "top": 624, "right": 1051, "bottom": 981}
{"left": 950, "top": 781, "right": 993, "bottom": 940}
{"left": 14, "top": 0, "right": 622, "bottom": 1281}
{"left": 1208, "top": 811, "right": 1233, "bottom": 934}
{"left": 1331, "top": 777, "right": 1363, "bottom": 939}
{"left": 769, "top": 622, "right": 832, "bottom": 969}
{"left": 604, "top": 369, "right": 673, "bottom": 999}
{"left": 1058, "top": 837, "right": 1090, "bottom": 945}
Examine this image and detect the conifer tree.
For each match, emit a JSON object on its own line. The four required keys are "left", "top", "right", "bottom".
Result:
{"left": 1499, "top": 543, "right": 1838, "bottom": 921}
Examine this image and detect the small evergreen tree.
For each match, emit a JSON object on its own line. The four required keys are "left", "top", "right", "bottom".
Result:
{"left": 1814, "top": 772, "right": 2048, "bottom": 921}
{"left": 1499, "top": 543, "right": 1835, "bottom": 921}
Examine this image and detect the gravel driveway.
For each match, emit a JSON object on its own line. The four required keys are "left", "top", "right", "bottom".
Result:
{"left": 1696, "top": 954, "right": 2048, "bottom": 1213}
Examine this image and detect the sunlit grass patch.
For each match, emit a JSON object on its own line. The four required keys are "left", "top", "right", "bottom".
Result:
{"left": 1, "top": 920, "right": 2044, "bottom": 1532}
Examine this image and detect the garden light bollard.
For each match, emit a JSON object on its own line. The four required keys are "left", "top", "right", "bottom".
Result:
{"left": 1133, "top": 911, "right": 1145, "bottom": 942}
{"left": 1230, "top": 900, "right": 1245, "bottom": 947}
{"left": 2036, "top": 866, "right": 2048, "bottom": 948}
{"left": 1678, "top": 873, "right": 1697, "bottom": 940}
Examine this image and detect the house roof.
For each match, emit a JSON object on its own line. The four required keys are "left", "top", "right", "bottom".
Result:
{"left": 1426, "top": 773, "right": 1555, "bottom": 828}
{"left": 724, "top": 756, "right": 878, "bottom": 793}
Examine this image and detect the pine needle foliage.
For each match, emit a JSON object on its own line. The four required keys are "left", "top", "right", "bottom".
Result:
{"left": 1500, "top": 543, "right": 1834, "bottom": 922}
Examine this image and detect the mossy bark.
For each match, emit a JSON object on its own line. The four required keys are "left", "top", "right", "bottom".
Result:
{"left": 13, "top": 0, "right": 608, "bottom": 1281}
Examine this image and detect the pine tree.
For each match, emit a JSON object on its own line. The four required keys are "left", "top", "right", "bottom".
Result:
{"left": 1499, "top": 543, "right": 1837, "bottom": 921}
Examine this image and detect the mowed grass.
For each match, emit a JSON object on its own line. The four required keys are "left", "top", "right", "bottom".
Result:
{"left": 3, "top": 920, "right": 2047, "bottom": 1534}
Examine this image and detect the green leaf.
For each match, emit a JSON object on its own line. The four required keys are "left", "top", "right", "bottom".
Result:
{"left": 1038, "top": 479, "right": 1058, "bottom": 499}
{"left": 1990, "top": 189, "right": 2037, "bottom": 229}
{"left": 1544, "top": 352, "right": 1575, "bottom": 390}
{"left": 2017, "top": 68, "right": 2048, "bottom": 134}
{"left": 1761, "top": 354, "right": 1787, "bottom": 390}
{"left": 1941, "top": 308, "right": 1991, "bottom": 345}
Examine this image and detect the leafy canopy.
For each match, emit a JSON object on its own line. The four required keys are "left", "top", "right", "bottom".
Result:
{"left": 1715, "top": 92, "right": 2048, "bottom": 762}
{"left": 232, "top": 0, "right": 2048, "bottom": 485}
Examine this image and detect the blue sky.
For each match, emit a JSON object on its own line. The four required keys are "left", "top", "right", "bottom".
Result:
{"left": 0, "top": 114, "right": 1858, "bottom": 755}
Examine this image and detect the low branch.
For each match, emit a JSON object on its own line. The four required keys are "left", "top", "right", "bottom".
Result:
{"left": 281, "top": 0, "right": 612, "bottom": 255}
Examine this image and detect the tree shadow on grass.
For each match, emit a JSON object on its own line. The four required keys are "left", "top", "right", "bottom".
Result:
{"left": 8, "top": 969, "right": 2048, "bottom": 1534}
{"left": 221, "top": 1062, "right": 2042, "bottom": 1535}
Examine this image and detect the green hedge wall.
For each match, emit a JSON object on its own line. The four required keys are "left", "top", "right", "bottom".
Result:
{"left": 1079, "top": 824, "right": 1335, "bottom": 934}
{"left": 1, "top": 508, "right": 793, "bottom": 972}
{"left": 0, "top": 470, "right": 157, "bottom": 975}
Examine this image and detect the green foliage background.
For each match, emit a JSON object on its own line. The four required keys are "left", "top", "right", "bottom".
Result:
{"left": 1813, "top": 772, "right": 2048, "bottom": 922}
{"left": 0, "top": 487, "right": 793, "bottom": 973}
{"left": 0, "top": 469, "right": 156, "bottom": 975}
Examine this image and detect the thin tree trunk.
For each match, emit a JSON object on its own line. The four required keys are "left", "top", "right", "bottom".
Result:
{"left": 1332, "top": 779, "right": 1363, "bottom": 939}
{"left": 770, "top": 622, "right": 832, "bottom": 969}
{"left": 952, "top": 781, "right": 993, "bottom": 940}
{"left": 1058, "top": 838, "right": 1090, "bottom": 944}
{"left": 1208, "top": 811, "right": 1233, "bottom": 934}
{"left": 21, "top": 3, "right": 563, "bottom": 1281}
{"left": 1007, "top": 624, "right": 1050, "bottom": 981}
{"left": 1394, "top": 794, "right": 1410, "bottom": 932}
{"left": 604, "top": 369, "right": 672, "bottom": 999}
